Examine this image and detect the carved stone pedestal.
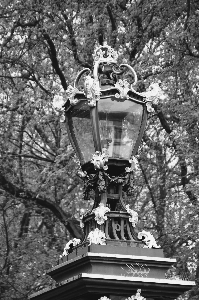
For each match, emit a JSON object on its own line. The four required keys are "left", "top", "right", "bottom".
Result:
{"left": 30, "top": 243, "right": 194, "bottom": 300}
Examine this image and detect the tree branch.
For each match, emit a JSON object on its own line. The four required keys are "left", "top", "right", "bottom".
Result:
{"left": 43, "top": 32, "right": 68, "bottom": 90}
{"left": 107, "top": 4, "right": 117, "bottom": 47}
{"left": 2, "top": 208, "right": 10, "bottom": 273}
{"left": 0, "top": 172, "right": 83, "bottom": 239}
{"left": 34, "top": 124, "right": 57, "bottom": 154}
{"left": 138, "top": 160, "right": 157, "bottom": 211}
{"left": 153, "top": 104, "right": 172, "bottom": 134}
{"left": 62, "top": 14, "right": 92, "bottom": 68}
{"left": 184, "top": 0, "right": 191, "bottom": 30}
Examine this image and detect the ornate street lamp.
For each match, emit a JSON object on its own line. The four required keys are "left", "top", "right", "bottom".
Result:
{"left": 29, "top": 45, "right": 194, "bottom": 300}
{"left": 64, "top": 45, "right": 148, "bottom": 245}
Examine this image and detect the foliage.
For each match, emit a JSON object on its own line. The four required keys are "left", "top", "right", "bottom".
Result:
{"left": 0, "top": 0, "right": 199, "bottom": 299}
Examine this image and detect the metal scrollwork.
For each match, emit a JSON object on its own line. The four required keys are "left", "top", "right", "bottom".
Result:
{"left": 84, "top": 75, "right": 101, "bottom": 107}
{"left": 138, "top": 230, "right": 160, "bottom": 249}
{"left": 79, "top": 168, "right": 135, "bottom": 201}
{"left": 115, "top": 79, "right": 130, "bottom": 99}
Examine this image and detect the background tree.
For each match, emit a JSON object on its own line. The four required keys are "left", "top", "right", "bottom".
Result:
{"left": 0, "top": 0, "right": 199, "bottom": 299}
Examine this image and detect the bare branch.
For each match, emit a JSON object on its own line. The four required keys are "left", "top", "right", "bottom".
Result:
{"left": 0, "top": 172, "right": 83, "bottom": 239}
{"left": 2, "top": 208, "right": 10, "bottom": 273}
{"left": 62, "top": 14, "right": 92, "bottom": 68}
{"left": 107, "top": 4, "right": 117, "bottom": 47}
{"left": 34, "top": 124, "right": 57, "bottom": 154}
{"left": 43, "top": 32, "right": 68, "bottom": 90}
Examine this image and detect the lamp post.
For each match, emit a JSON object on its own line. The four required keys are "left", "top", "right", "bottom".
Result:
{"left": 29, "top": 46, "right": 194, "bottom": 300}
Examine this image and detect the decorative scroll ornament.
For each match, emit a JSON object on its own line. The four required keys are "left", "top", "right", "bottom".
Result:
{"left": 66, "top": 85, "right": 80, "bottom": 105}
{"left": 84, "top": 75, "right": 101, "bottom": 106}
{"left": 126, "top": 289, "right": 146, "bottom": 300}
{"left": 79, "top": 215, "right": 84, "bottom": 228}
{"left": 138, "top": 230, "right": 160, "bottom": 248}
{"left": 93, "top": 45, "right": 118, "bottom": 64}
{"left": 91, "top": 148, "right": 109, "bottom": 170}
{"left": 77, "top": 170, "right": 87, "bottom": 178}
{"left": 115, "top": 79, "right": 130, "bottom": 99}
{"left": 98, "top": 290, "right": 146, "bottom": 300}
{"left": 126, "top": 205, "right": 138, "bottom": 227}
{"left": 87, "top": 228, "right": 106, "bottom": 245}
{"left": 60, "top": 238, "right": 81, "bottom": 258}
{"left": 93, "top": 203, "right": 110, "bottom": 225}
{"left": 145, "top": 100, "right": 154, "bottom": 113}
{"left": 81, "top": 165, "right": 135, "bottom": 200}
{"left": 125, "top": 157, "right": 139, "bottom": 173}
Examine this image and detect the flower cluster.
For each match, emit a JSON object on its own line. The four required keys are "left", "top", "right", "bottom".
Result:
{"left": 138, "top": 230, "right": 160, "bottom": 249}
{"left": 87, "top": 228, "right": 106, "bottom": 245}
{"left": 126, "top": 205, "right": 138, "bottom": 227}
{"left": 91, "top": 149, "right": 109, "bottom": 170}
{"left": 93, "top": 203, "right": 110, "bottom": 225}
{"left": 60, "top": 238, "right": 81, "bottom": 258}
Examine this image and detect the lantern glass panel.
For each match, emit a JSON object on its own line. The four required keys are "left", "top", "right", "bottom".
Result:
{"left": 67, "top": 101, "right": 95, "bottom": 163}
{"left": 98, "top": 97, "right": 143, "bottom": 160}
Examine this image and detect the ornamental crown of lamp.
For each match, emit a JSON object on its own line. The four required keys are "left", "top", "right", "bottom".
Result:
{"left": 64, "top": 45, "right": 148, "bottom": 246}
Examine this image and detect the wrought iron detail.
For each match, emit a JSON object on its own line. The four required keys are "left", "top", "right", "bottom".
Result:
{"left": 84, "top": 75, "right": 101, "bottom": 106}
{"left": 93, "top": 44, "right": 118, "bottom": 63}
{"left": 115, "top": 79, "right": 130, "bottom": 99}
{"left": 65, "top": 85, "right": 80, "bottom": 105}
{"left": 79, "top": 169, "right": 135, "bottom": 200}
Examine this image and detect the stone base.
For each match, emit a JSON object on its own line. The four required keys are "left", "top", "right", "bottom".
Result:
{"left": 29, "top": 243, "right": 195, "bottom": 300}
{"left": 30, "top": 273, "right": 194, "bottom": 300}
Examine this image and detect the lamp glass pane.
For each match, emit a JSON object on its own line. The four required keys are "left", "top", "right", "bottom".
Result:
{"left": 98, "top": 97, "right": 143, "bottom": 160}
{"left": 68, "top": 101, "right": 95, "bottom": 163}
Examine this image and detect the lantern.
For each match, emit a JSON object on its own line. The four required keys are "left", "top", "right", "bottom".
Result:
{"left": 65, "top": 45, "right": 147, "bottom": 177}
